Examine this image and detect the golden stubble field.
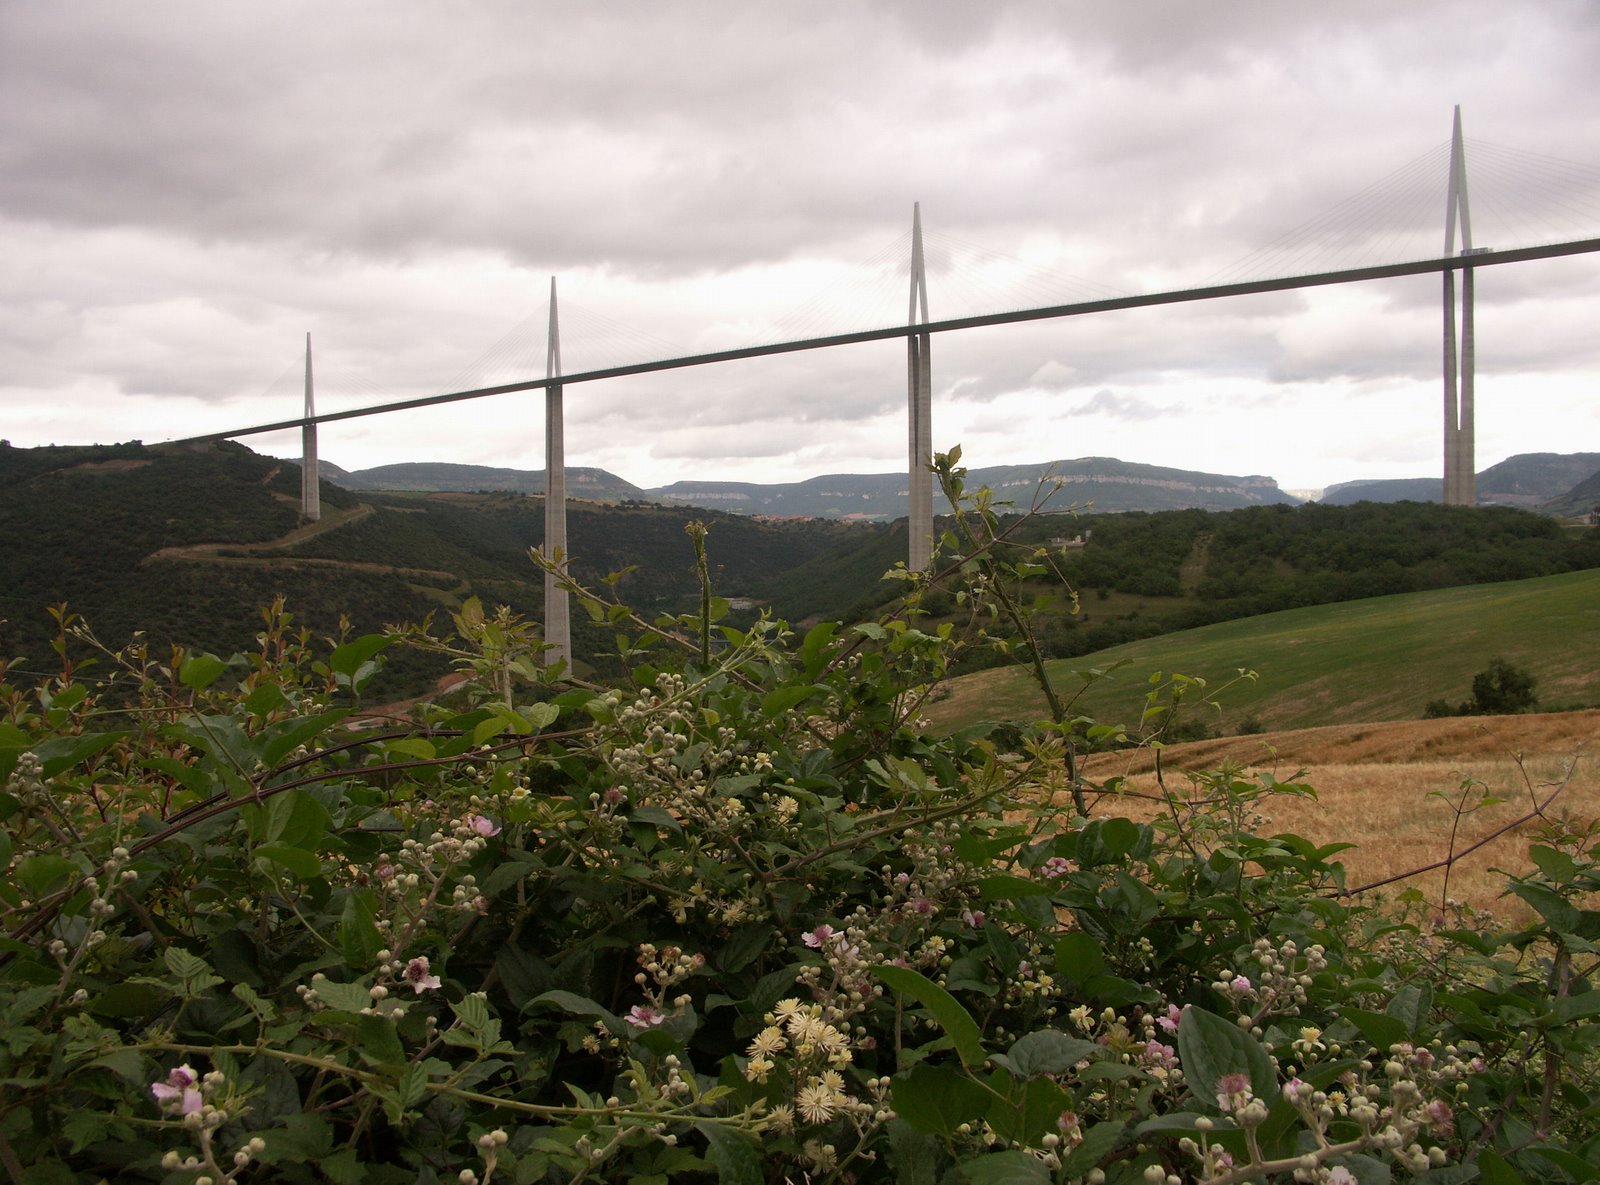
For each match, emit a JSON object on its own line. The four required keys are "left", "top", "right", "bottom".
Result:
{"left": 1077, "top": 709, "right": 1600, "bottom": 922}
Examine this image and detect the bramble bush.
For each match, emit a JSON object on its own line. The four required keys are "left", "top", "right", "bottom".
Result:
{"left": 0, "top": 451, "right": 1597, "bottom": 1184}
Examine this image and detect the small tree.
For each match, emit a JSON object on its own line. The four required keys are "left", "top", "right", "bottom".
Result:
{"left": 1470, "top": 656, "right": 1538, "bottom": 714}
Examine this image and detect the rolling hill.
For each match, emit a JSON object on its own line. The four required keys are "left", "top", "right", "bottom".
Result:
{"left": 0, "top": 441, "right": 872, "bottom": 693}
{"left": 648, "top": 457, "right": 1297, "bottom": 518}
{"left": 922, "top": 568, "right": 1600, "bottom": 735}
{"left": 321, "top": 455, "right": 1300, "bottom": 517}
{"left": 1321, "top": 451, "right": 1600, "bottom": 507}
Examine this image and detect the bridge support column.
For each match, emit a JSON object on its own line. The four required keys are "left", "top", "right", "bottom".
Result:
{"left": 1442, "top": 105, "right": 1477, "bottom": 507}
{"left": 907, "top": 202, "right": 933, "bottom": 570}
{"left": 543, "top": 277, "right": 571, "bottom": 669}
{"left": 301, "top": 332, "right": 320, "bottom": 522}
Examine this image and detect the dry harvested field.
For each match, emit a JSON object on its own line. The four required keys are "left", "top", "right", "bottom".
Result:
{"left": 1079, "top": 709, "right": 1600, "bottom": 921}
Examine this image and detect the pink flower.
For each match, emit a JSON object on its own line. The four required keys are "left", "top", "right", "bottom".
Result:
{"left": 1228, "top": 975, "right": 1253, "bottom": 995}
{"left": 1216, "top": 1071, "right": 1253, "bottom": 1113}
{"left": 1143, "top": 1039, "right": 1178, "bottom": 1069}
{"left": 1042, "top": 857, "right": 1071, "bottom": 877}
{"left": 961, "top": 909, "right": 986, "bottom": 928}
{"left": 1055, "top": 1110, "right": 1083, "bottom": 1146}
{"left": 802, "top": 925, "right": 835, "bottom": 949}
{"left": 626, "top": 1004, "right": 666, "bottom": 1029}
{"left": 1425, "top": 1099, "right": 1454, "bottom": 1137}
{"left": 469, "top": 815, "right": 500, "bottom": 837}
{"left": 150, "top": 1064, "right": 202, "bottom": 1115}
{"left": 1156, "top": 1004, "right": 1182, "bottom": 1033}
{"left": 1326, "top": 1168, "right": 1358, "bottom": 1185}
{"left": 403, "top": 956, "right": 441, "bottom": 993}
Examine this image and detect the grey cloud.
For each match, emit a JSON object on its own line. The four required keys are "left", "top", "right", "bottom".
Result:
{"left": 4, "top": 0, "right": 1599, "bottom": 482}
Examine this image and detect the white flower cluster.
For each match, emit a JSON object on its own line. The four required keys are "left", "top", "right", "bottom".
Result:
{"left": 745, "top": 997, "right": 894, "bottom": 1157}
{"left": 1215, "top": 936, "right": 1328, "bottom": 1033}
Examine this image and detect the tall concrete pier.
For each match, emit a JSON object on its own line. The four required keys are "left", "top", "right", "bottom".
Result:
{"left": 543, "top": 277, "right": 571, "bottom": 669}
{"left": 1442, "top": 106, "right": 1477, "bottom": 506}
{"left": 906, "top": 202, "right": 933, "bottom": 570}
{"left": 301, "top": 332, "right": 321, "bottom": 521}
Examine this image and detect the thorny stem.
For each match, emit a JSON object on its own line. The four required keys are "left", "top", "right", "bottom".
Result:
{"left": 932, "top": 456, "right": 1088, "bottom": 814}
{"left": 1538, "top": 946, "right": 1572, "bottom": 1136}
{"left": 139, "top": 1042, "right": 770, "bottom": 1129}
{"left": 1338, "top": 757, "right": 1577, "bottom": 898}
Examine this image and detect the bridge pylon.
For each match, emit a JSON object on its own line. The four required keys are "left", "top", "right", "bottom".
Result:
{"left": 301, "top": 332, "right": 320, "bottom": 522}
{"left": 906, "top": 202, "right": 933, "bottom": 569}
{"left": 1443, "top": 105, "right": 1477, "bottom": 506}
{"left": 543, "top": 277, "right": 571, "bottom": 669}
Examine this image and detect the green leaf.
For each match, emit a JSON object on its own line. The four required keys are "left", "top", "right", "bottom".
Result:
{"left": 265, "top": 787, "right": 332, "bottom": 847}
{"left": 310, "top": 974, "right": 374, "bottom": 1014}
{"left": 34, "top": 731, "right": 126, "bottom": 779}
{"left": 530, "top": 989, "right": 622, "bottom": 1031}
{"left": 255, "top": 1113, "right": 335, "bottom": 1163}
{"left": 89, "top": 1049, "right": 146, "bottom": 1084}
{"left": 957, "top": 1150, "right": 1051, "bottom": 1185}
{"left": 714, "top": 924, "right": 775, "bottom": 975}
{"left": 253, "top": 842, "right": 323, "bottom": 879}
{"left": 357, "top": 1014, "right": 406, "bottom": 1065}
{"left": 1528, "top": 845, "right": 1580, "bottom": 884}
{"left": 379, "top": 1062, "right": 429, "bottom": 1125}
{"left": 525, "top": 702, "right": 561, "bottom": 730}
{"left": 988, "top": 1075, "right": 1072, "bottom": 1145}
{"left": 886, "top": 1118, "right": 940, "bottom": 1185}
{"left": 1059, "top": 1120, "right": 1127, "bottom": 1177}
{"left": 800, "top": 621, "right": 839, "bottom": 678}
{"left": 1054, "top": 932, "right": 1106, "bottom": 983}
{"left": 1384, "top": 982, "right": 1432, "bottom": 1036}
{"left": 629, "top": 805, "right": 682, "bottom": 831}
{"left": 1174, "top": 1005, "right": 1276, "bottom": 1111}
{"left": 1476, "top": 1149, "right": 1531, "bottom": 1185}
{"left": 180, "top": 652, "right": 228, "bottom": 690}
{"left": 258, "top": 710, "right": 350, "bottom": 768}
{"left": 329, "top": 634, "right": 391, "bottom": 681}
{"left": 998, "top": 1030, "right": 1100, "bottom": 1079}
{"left": 16, "top": 854, "right": 77, "bottom": 896}
{"left": 1552, "top": 989, "right": 1600, "bottom": 1025}
{"left": 1341, "top": 1006, "right": 1409, "bottom": 1053}
{"left": 386, "top": 737, "right": 437, "bottom": 761}
{"left": 244, "top": 683, "right": 290, "bottom": 719}
{"left": 873, "top": 964, "right": 985, "bottom": 1069}
{"left": 61, "top": 1111, "right": 111, "bottom": 1155}
{"left": 318, "top": 1147, "right": 367, "bottom": 1185}
{"left": 891, "top": 1064, "right": 992, "bottom": 1136}
{"left": 977, "top": 874, "right": 1055, "bottom": 901}
{"left": 1525, "top": 1143, "right": 1600, "bottom": 1182}
{"left": 695, "top": 1122, "right": 764, "bottom": 1185}
{"left": 340, "top": 891, "right": 383, "bottom": 969}
{"left": 1510, "top": 881, "right": 1580, "bottom": 934}
{"left": 761, "top": 684, "right": 822, "bottom": 717}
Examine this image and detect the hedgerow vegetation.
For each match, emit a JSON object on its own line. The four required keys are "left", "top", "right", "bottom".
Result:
{"left": 2, "top": 451, "right": 1596, "bottom": 1183}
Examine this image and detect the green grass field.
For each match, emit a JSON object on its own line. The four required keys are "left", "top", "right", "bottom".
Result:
{"left": 924, "top": 568, "right": 1600, "bottom": 734}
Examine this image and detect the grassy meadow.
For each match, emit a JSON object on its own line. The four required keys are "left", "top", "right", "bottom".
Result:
{"left": 927, "top": 567, "right": 1600, "bottom": 735}
{"left": 925, "top": 569, "right": 1600, "bottom": 918}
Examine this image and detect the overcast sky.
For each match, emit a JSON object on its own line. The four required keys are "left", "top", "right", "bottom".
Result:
{"left": 5, "top": 2, "right": 1599, "bottom": 495}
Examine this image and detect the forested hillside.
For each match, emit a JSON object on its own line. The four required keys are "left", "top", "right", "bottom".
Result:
{"left": 956, "top": 500, "right": 1600, "bottom": 662}
{"left": 7, "top": 441, "right": 1600, "bottom": 696}
{"left": 0, "top": 442, "right": 877, "bottom": 693}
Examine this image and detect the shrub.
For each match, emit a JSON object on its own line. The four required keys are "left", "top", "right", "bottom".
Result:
{"left": 1469, "top": 656, "right": 1539, "bottom": 714}
{"left": 1425, "top": 658, "right": 1540, "bottom": 718}
{"left": 0, "top": 455, "right": 1595, "bottom": 1184}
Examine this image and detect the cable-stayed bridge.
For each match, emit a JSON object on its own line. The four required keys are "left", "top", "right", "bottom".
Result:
{"left": 171, "top": 109, "right": 1600, "bottom": 668}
